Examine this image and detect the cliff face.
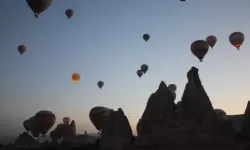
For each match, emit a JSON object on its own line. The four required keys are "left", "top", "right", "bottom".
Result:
{"left": 136, "top": 67, "right": 236, "bottom": 145}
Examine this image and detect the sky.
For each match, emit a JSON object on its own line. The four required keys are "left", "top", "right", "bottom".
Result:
{"left": 0, "top": 0, "right": 250, "bottom": 139}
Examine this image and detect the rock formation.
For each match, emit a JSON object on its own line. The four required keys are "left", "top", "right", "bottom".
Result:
{"left": 138, "top": 81, "right": 175, "bottom": 136}
{"left": 242, "top": 101, "right": 250, "bottom": 138}
{"left": 135, "top": 66, "right": 236, "bottom": 146}
{"left": 14, "top": 132, "right": 36, "bottom": 146}
{"left": 100, "top": 108, "right": 133, "bottom": 150}
{"left": 181, "top": 67, "right": 218, "bottom": 128}
{"left": 69, "top": 120, "right": 76, "bottom": 137}
{"left": 50, "top": 120, "right": 76, "bottom": 145}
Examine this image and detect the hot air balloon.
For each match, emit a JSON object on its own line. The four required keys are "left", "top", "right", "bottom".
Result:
{"left": 141, "top": 64, "right": 148, "bottom": 74}
{"left": 26, "top": 0, "right": 53, "bottom": 18}
{"left": 229, "top": 32, "right": 244, "bottom": 50}
{"left": 143, "top": 34, "right": 150, "bottom": 42}
{"left": 23, "top": 120, "right": 30, "bottom": 132}
{"left": 168, "top": 84, "right": 177, "bottom": 92}
{"left": 35, "top": 110, "right": 56, "bottom": 136}
{"left": 168, "top": 86, "right": 176, "bottom": 100}
{"left": 89, "top": 106, "right": 110, "bottom": 131}
{"left": 72, "top": 73, "right": 80, "bottom": 84}
{"left": 63, "top": 117, "right": 70, "bottom": 125}
{"left": 206, "top": 35, "right": 217, "bottom": 48}
{"left": 30, "top": 129, "right": 40, "bottom": 138}
{"left": 65, "top": 9, "right": 74, "bottom": 19}
{"left": 137, "top": 70, "right": 143, "bottom": 78}
{"left": 214, "top": 109, "right": 227, "bottom": 120}
{"left": 25, "top": 116, "right": 40, "bottom": 138}
{"left": 191, "top": 40, "right": 209, "bottom": 62}
{"left": 97, "top": 81, "right": 104, "bottom": 89}
{"left": 176, "top": 101, "right": 182, "bottom": 109}
{"left": 18, "top": 45, "right": 26, "bottom": 55}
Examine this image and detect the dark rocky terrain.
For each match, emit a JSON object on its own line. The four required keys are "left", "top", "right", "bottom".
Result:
{"left": 1, "top": 67, "right": 250, "bottom": 150}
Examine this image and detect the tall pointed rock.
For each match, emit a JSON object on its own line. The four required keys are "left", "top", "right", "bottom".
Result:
{"left": 181, "top": 67, "right": 218, "bottom": 128}
{"left": 242, "top": 101, "right": 250, "bottom": 137}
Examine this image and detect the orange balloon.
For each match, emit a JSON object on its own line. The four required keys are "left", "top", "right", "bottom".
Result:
{"left": 72, "top": 73, "right": 80, "bottom": 84}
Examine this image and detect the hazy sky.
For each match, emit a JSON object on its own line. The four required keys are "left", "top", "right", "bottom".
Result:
{"left": 0, "top": 0, "right": 250, "bottom": 137}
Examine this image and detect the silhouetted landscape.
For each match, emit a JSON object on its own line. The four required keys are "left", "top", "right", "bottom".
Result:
{"left": 1, "top": 0, "right": 250, "bottom": 150}
{"left": 0, "top": 67, "right": 249, "bottom": 150}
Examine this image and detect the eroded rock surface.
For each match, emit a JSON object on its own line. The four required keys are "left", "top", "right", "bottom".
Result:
{"left": 242, "top": 101, "right": 250, "bottom": 138}
{"left": 100, "top": 108, "right": 133, "bottom": 150}
{"left": 135, "top": 67, "right": 237, "bottom": 146}
{"left": 138, "top": 81, "right": 175, "bottom": 136}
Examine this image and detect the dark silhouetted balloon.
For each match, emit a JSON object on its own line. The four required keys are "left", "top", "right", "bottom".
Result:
{"left": 65, "top": 9, "right": 74, "bottom": 19}
{"left": 89, "top": 106, "right": 110, "bottom": 131}
{"left": 140, "top": 64, "right": 148, "bottom": 74}
{"left": 35, "top": 110, "right": 56, "bottom": 136}
{"left": 26, "top": 0, "right": 53, "bottom": 18}
{"left": 168, "top": 84, "right": 177, "bottom": 91}
{"left": 18, "top": 45, "right": 26, "bottom": 55}
{"left": 25, "top": 116, "right": 40, "bottom": 138}
{"left": 137, "top": 70, "right": 143, "bottom": 78}
{"left": 229, "top": 32, "right": 244, "bottom": 50}
{"left": 23, "top": 120, "right": 30, "bottom": 132}
{"left": 214, "top": 109, "right": 227, "bottom": 120}
{"left": 63, "top": 117, "right": 70, "bottom": 125}
{"left": 143, "top": 34, "right": 150, "bottom": 42}
{"left": 206, "top": 35, "right": 217, "bottom": 48}
{"left": 97, "top": 81, "right": 104, "bottom": 89}
{"left": 191, "top": 40, "right": 209, "bottom": 62}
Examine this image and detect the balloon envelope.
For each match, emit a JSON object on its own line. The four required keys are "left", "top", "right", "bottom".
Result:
{"left": 168, "top": 84, "right": 177, "bottom": 92}
{"left": 89, "top": 106, "right": 110, "bottom": 130}
{"left": 72, "top": 73, "right": 80, "bottom": 84}
{"left": 141, "top": 64, "right": 148, "bottom": 74}
{"left": 229, "top": 32, "right": 244, "bottom": 50}
{"left": 35, "top": 110, "right": 56, "bottom": 135}
{"left": 23, "top": 120, "right": 30, "bottom": 132}
{"left": 137, "top": 70, "right": 143, "bottom": 78}
{"left": 97, "top": 81, "right": 104, "bottom": 89}
{"left": 65, "top": 9, "right": 74, "bottom": 19}
{"left": 25, "top": 116, "right": 40, "bottom": 138}
{"left": 206, "top": 35, "right": 217, "bottom": 48}
{"left": 143, "top": 34, "right": 150, "bottom": 42}
{"left": 26, "top": 0, "right": 53, "bottom": 18}
{"left": 18, "top": 45, "right": 26, "bottom": 55}
{"left": 63, "top": 117, "right": 70, "bottom": 125}
{"left": 214, "top": 109, "right": 227, "bottom": 120}
{"left": 191, "top": 40, "right": 209, "bottom": 62}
